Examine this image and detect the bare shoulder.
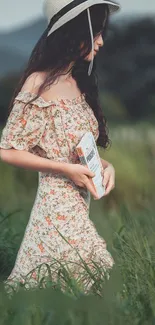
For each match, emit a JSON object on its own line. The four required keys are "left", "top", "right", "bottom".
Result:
{"left": 20, "top": 72, "right": 80, "bottom": 102}
{"left": 21, "top": 72, "right": 47, "bottom": 94}
{"left": 20, "top": 72, "right": 60, "bottom": 102}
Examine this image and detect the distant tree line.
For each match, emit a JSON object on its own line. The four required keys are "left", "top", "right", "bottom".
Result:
{"left": 0, "top": 16, "right": 155, "bottom": 124}
{"left": 97, "top": 16, "right": 155, "bottom": 122}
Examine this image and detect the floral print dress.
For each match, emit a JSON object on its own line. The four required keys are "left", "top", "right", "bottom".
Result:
{"left": 0, "top": 90, "right": 114, "bottom": 293}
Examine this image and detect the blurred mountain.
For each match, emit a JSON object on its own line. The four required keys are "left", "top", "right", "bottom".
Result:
{"left": 0, "top": 48, "right": 27, "bottom": 76}
{"left": 0, "top": 18, "right": 46, "bottom": 76}
{"left": 0, "top": 16, "right": 155, "bottom": 123}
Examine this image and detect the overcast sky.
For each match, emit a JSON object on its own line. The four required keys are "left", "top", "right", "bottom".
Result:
{"left": 0, "top": 0, "right": 155, "bottom": 31}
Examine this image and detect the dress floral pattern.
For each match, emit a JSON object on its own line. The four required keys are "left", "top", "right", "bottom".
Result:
{"left": 0, "top": 90, "right": 114, "bottom": 293}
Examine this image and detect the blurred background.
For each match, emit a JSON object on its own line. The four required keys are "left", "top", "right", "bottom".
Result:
{"left": 0, "top": 1, "right": 155, "bottom": 323}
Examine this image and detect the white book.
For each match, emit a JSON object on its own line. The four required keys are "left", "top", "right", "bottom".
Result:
{"left": 76, "top": 132, "right": 105, "bottom": 199}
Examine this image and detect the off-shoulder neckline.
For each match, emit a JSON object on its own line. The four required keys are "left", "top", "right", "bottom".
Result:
{"left": 16, "top": 90, "right": 86, "bottom": 106}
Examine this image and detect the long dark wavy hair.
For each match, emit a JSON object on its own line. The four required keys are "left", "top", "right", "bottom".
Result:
{"left": 8, "top": 4, "right": 111, "bottom": 149}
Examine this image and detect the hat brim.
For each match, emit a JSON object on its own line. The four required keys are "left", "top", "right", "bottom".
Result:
{"left": 47, "top": 0, "right": 121, "bottom": 37}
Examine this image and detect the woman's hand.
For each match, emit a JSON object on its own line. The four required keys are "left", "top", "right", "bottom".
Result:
{"left": 101, "top": 161, "right": 115, "bottom": 196}
{"left": 64, "top": 163, "right": 99, "bottom": 199}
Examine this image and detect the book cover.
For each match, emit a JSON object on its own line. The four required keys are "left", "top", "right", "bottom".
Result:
{"left": 76, "top": 132, "right": 105, "bottom": 199}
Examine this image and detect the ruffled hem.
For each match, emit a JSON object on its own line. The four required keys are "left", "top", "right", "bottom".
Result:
{"left": 15, "top": 90, "right": 86, "bottom": 107}
{"left": 15, "top": 91, "right": 52, "bottom": 108}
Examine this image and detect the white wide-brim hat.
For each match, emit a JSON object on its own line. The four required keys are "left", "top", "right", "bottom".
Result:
{"left": 43, "top": 0, "right": 121, "bottom": 75}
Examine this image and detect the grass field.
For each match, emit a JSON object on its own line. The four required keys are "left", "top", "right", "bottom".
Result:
{"left": 0, "top": 123, "right": 155, "bottom": 324}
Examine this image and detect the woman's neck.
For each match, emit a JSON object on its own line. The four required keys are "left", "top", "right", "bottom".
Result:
{"left": 59, "top": 61, "right": 75, "bottom": 82}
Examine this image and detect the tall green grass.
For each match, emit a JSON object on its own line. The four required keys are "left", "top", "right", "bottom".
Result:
{"left": 0, "top": 204, "right": 155, "bottom": 324}
{"left": 0, "top": 123, "right": 155, "bottom": 324}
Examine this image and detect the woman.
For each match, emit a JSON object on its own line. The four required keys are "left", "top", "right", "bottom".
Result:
{"left": 0, "top": 0, "right": 120, "bottom": 294}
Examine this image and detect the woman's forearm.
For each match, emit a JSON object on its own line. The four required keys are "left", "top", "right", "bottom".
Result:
{"left": 0, "top": 148, "right": 70, "bottom": 175}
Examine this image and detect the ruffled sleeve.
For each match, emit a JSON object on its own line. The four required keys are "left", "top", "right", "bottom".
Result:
{"left": 0, "top": 91, "right": 50, "bottom": 152}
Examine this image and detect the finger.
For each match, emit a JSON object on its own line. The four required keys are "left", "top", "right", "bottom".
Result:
{"left": 102, "top": 173, "right": 110, "bottom": 188}
{"left": 88, "top": 171, "right": 96, "bottom": 178}
{"left": 104, "top": 180, "right": 115, "bottom": 196}
{"left": 87, "top": 182, "right": 98, "bottom": 199}
{"left": 83, "top": 166, "right": 95, "bottom": 178}
{"left": 84, "top": 179, "right": 99, "bottom": 199}
{"left": 101, "top": 168, "right": 104, "bottom": 177}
